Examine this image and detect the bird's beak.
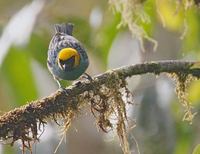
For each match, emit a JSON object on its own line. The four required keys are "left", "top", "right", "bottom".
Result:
{"left": 58, "top": 59, "right": 65, "bottom": 70}
{"left": 58, "top": 56, "right": 75, "bottom": 70}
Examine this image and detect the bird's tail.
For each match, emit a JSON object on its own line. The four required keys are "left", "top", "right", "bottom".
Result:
{"left": 54, "top": 23, "right": 74, "bottom": 36}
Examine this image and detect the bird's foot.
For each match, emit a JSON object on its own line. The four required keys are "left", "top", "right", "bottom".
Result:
{"left": 54, "top": 77, "right": 71, "bottom": 94}
{"left": 81, "top": 73, "right": 93, "bottom": 82}
{"left": 58, "top": 87, "right": 72, "bottom": 95}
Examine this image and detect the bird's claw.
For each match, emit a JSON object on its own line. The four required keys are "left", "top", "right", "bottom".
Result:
{"left": 58, "top": 87, "right": 72, "bottom": 95}
{"left": 81, "top": 73, "right": 93, "bottom": 82}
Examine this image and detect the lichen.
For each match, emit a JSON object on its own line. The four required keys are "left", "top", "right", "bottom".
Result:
{"left": 109, "top": 0, "right": 157, "bottom": 51}
{"left": 90, "top": 72, "right": 132, "bottom": 154}
{"left": 168, "top": 73, "right": 197, "bottom": 124}
{"left": 53, "top": 72, "right": 134, "bottom": 154}
{"left": 0, "top": 69, "right": 135, "bottom": 154}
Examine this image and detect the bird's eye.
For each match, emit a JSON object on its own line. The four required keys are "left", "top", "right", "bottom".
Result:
{"left": 58, "top": 48, "right": 80, "bottom": 70}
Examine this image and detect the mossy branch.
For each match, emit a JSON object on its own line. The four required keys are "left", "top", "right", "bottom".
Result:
{"left": 0, "top": 60, "right": 200, "bottom": 153}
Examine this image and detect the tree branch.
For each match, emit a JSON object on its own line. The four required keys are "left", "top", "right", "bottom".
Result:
{"left": 0, "top": 60, "right": 200, "bottom": 146}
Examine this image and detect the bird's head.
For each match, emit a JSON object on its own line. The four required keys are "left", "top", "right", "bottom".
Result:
{"left": 57, "top": 48, "right": 80, "bottom": 71}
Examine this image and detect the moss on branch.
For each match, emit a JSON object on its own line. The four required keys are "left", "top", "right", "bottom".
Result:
{"left": 0, "top": 60, "right": 200, "bottom": 154}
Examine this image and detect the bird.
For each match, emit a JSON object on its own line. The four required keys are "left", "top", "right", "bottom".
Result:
{"left": 47, "top": 23, "right": 89, "bottom": 88}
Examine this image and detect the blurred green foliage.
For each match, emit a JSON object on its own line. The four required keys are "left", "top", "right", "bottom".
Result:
{"left": 192, "top": 144, "right": 200, "bottom": 154}
{"left": 1, "top": 0, "right": 200, "bottom": 154}
{"left": 1, "top": 47, "right": 38, "bottom": 106}
{"left": 28, "top": 31, "right": 50, "bottom": 66}
{"left": 94, "top": 13, "right": 121, "bottom": 65}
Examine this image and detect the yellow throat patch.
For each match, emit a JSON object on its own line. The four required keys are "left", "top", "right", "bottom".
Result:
{"left": 58, "top": 48, "right": 80, "bottom": 67}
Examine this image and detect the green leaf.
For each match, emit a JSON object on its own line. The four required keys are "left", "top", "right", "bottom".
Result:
{"left": 1, "top": 47, "right": 38, "bottom": 106}
{"left": 95, "top": 13, "right": 121, "bottom": 66}
{"left": 192, "top": 144, "right": 200, "bottom": 154}
{"left": 182, "top": 9, "right": 200, "bottom": 53}
{"left": 3, "top": 145, "right": 15, "bottom": 154}
{"left": 141, "top": 0, "right": 157, "bottom": 36}
{"left": 28, "top": 31, "right": 50, "bottom": 66}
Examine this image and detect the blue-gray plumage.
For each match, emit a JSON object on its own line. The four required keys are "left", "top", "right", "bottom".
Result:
{"left": 47, "top": 23, "right": 89, "bottom": 88}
